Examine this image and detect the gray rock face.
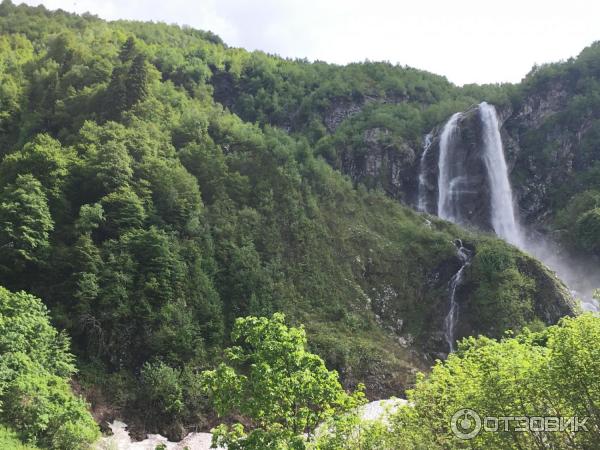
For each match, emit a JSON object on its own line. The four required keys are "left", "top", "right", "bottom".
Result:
{"left": 323, "top": 93, "right": 410, "bottom": 133}
{"left": 500, "top": 95, "right": 599, "bottom": 230}
{"left": 507, "top": 81, "right": 569, "bottom": 129}
{"left": 418, "top": 87, "right": 585, "bottom": 229}
{"left": 500, "top": 84, "right": 571, "bottom": 225}
{"left": 324, "top": 98, "right": 365, "bottom": 132}
{"left": 337, "top": 127, "right": 416, "bottom": 200}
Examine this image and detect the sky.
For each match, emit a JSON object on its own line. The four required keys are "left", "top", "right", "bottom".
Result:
{"left": 20, "top": 0, "right": 600, "bottom": 86}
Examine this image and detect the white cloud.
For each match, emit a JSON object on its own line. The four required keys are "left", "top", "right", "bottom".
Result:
{"left": 20, "top": 0, "right": 600, "bottom": 85}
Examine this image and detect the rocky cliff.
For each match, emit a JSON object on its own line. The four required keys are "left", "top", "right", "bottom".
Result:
{"left": 337, "top": 126, "right": 416, "bottom": 201}
{"left": 501, "top": 82, "right": 590, "bottom": 227}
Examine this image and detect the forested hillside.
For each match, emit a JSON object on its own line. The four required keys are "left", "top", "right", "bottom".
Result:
{"left": 0, "top": 1, "right": 594, "bottom": 447}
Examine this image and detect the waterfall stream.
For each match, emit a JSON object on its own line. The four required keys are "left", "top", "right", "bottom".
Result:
{"left": 436, "top": 103, "right": 526, "bottom": 351}
{"left": 417, "top": 132, "right": 433, "bottom": 212}
{"left": 444, "top": 240, "right": 471, "bottom": 353}
{"left": 479, "top": 102, "right": 524, "bottom": 247}
{"left": 437, "top": 112, "right": 463, "bottom": 223}
{"left": 437, "top": 103, "right": 523, "bottom": 242}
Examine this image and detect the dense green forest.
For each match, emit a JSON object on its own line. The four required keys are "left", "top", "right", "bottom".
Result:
{"left": 0, "top": 1, "right": 598, "bottom": 448}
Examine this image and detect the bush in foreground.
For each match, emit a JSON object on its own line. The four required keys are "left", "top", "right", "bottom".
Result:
{"left": 317, "top": 313, "right": 600, "bottom": 449}
{"left": 0, "top": 286, "right": 99, "bottom": 449}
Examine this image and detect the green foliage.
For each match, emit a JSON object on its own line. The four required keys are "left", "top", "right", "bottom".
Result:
{"left": 554, "top": 190, "right": 600, "bottom": 255}
{"left": 3, "top": 372, "right": 99, "bottom": 449}
{"left": 125, "top": 53, "right": 149, "bottom": 108}
{"left": 313, "top": 404, "right": 397, "bottom": 450}
{"left": 0, "top": 286, "right": 99, "bottom": 449}
{"left": 0, "top": 134, "right": 73, "bottom": 205}
{"left": 202, "top": 313, "right": 364, "bottom": 449}
{"left": 574, "top": 207, "right": 600, "bottom": 253}
{"left": 0, "top": 174, "right": 53, "bottom": 267}
{"left": 75, "top": 202, "right": 104, "bottom": 234}
{"left": 99, "top": 186, "right": 145, "bottom": 237}
{"left": 321, "top": 314, "right": 598, "bottom": 449}
{"left": 464, "top": 239, "right": 536, "bottom": 335}
{"left": 87, "top": 135, "right": 134, "bottom": 194}
{"left": 0, "top": 425, "right": 39, "bottom": 449}
{"left": 139, "top": 361, "right": 184, "bottom": 419}
{"left": 0, "top": 286, "right": 74, "bottom": 377}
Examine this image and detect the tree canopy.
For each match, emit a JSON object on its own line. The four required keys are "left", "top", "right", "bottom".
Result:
{"left": 0, "top": 285, "right": 99, "bottom": 449}
{"left": 202, "top": 313, "right": 364, "bottom": 449}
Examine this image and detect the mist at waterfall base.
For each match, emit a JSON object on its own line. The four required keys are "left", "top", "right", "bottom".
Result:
{"left": 522, "top": 233, "right": 600, "bottom": 312}
{"left": 421, "top": 101, "right": 599, "bottom": 351}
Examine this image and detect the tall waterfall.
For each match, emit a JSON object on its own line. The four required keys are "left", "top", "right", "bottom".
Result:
{"left": 437, "top": 113, "right": 463, "bottom": 223}
{"left": 436, "top": 103, "right": 524, "bottom": 245}
{"left": 417, "top": 132, "right": 433, "bottom": 212}
{"left": 435, "top": 103, "right": 526, "bottom": 351}
{"left": 479, "top": 102, "right": 524, "bottom": 247}
{"left": 444, "top": 240, "right": 471, "bottom": 353}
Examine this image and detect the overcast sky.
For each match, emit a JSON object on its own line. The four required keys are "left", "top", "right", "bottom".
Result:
{"left": 20, "top": 0, "right": 600, "bottom": 86}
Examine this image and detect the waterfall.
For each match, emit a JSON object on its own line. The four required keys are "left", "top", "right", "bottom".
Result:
{"left": 444, "top": 240, "right": 471, "bottom": 353}
{"left": 479, "top": 102, "right": 524, "bottom": 247}
{"left": 429, "top": 101, "right": 599, "bottom": 332}
{"left": 435, "top": 103, "right": 527, "bottom": 350}
{"left": 437, "top": 113, "right": 463, "bottom": 223}
{"left": 417, "top": 132, "right": 433, "bottom": 212}
{"left": 435, "top": 103, "right": 524, "bottom": 244}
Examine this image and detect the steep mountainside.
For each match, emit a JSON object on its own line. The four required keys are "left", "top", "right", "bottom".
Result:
{"left": 0, "top": 0, "right": 582, "bottom": 440}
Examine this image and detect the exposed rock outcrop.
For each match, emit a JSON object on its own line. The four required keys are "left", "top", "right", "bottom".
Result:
{"left": 501, "top": 83, "right": 584, "bottom": 226}
{"left": 516, "top": 256, "right": 579, "bottom": 321}
{"left": 338, "top": 127, "right": 416, "bottom": 200}
{"left": 324, "top": 97, "right": 365, "bottom": 132}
